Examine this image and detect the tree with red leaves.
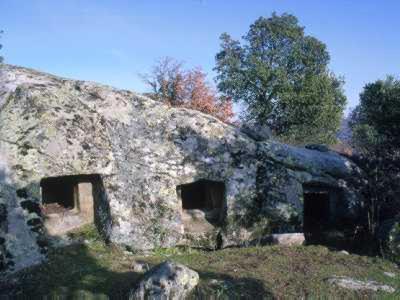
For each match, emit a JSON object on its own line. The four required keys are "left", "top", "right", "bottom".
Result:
{"left": 141, "top": 57, "right": 234, "bottom": 123}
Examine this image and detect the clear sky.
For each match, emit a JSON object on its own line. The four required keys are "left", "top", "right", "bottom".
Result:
{"left": 1, "top": 0, "right": 399, "bottom": 114}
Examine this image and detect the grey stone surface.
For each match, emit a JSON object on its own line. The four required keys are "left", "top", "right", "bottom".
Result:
{"left": 0, "top": 180, "right": 44, "bottom": 273}
{"left": 327, "top": 276, "right": 395, "bottom": 293}
{"left": 129, "top": 261, "right": 199, "bottom": 300}
{"left": 0, "top": 64, "right": 365, "bottom": 274}
{"left": 270, "top": 233, "right": 305, "bottom": 246}
{"left": 383, "top": 272, "right": 396, "bottom": 278}
{"left": 240, "top": 123, "right": 272, "bottom": 141}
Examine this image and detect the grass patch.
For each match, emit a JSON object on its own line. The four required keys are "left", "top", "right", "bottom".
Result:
{"left": 4, "top": 225, "right": 400, "bottom": 298}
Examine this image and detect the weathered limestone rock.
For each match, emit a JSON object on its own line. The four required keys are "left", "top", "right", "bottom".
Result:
{"left": 0, "top": 180, "right": 45, "bottom": 273}
{"left": 240, "top": 123, "right": 272, "bottom": 141}
{"left": 270, "top": 233, "right": 305, "bottom": 246}
{"left": 129, "top": 261, "right": 199, "bottom": 300}
{"left": 383, "top": 272, "right": 396, "bottom": 278}
{"left": 0, "top": 64, "right": 365, "bottom": 274}
{"left": 326, "top": 276, "right": 395, "bottom": 293}
{"left": 255, "top": 141, "right": 364, "bottom": 235}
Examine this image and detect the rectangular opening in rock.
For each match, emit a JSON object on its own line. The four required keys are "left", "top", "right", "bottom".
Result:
{"left": 177, "top": 179, "right": 225, "bottom": 234}
{"left": 41, "top": 177, "right": 77, "bottom": 212}
{"left": 40, "top": 174, "right": 101, "bottom": 235}
{"left": 303, "top": 185, "right": 331, "bottom": 244}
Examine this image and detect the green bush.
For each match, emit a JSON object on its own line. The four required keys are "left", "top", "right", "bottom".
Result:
{"left": 385, "top": 220, "right": 400, "bottom": 264}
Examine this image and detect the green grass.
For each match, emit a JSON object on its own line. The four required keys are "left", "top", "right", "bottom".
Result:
{"left": 6, "top": 225, "right": 400, "bottom": 299}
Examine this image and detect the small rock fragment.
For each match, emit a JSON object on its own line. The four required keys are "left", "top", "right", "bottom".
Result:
{"left": 383, "top": 272, "right": 396, "bottom": 278}
{"left": 131, "top": 260, "right": 149, "bottom": 273}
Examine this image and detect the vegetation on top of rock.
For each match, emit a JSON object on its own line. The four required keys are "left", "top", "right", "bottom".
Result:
{"left": 141, "top": 57, "right": 234, "bottom": 123}
{"left": 214, "top": 13, "right": 346, "bottom": 145}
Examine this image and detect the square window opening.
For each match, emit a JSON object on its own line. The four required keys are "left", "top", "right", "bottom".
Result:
{"left": 177, "top": 179, "right": 226, "bottom": 234}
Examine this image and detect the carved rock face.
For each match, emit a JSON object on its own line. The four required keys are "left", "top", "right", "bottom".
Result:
{"left": 0, "top": 64, "right": 364, "bottom": 273}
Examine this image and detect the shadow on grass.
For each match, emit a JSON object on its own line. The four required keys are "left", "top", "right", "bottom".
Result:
{"left": 191, "top": 271, "right": 273, "bottom": 299}
{"left": 1, "top": 243, "right": 139, "bottom": 299}
{"left": 2, "top": 242, "right": 273, "bottom": 299}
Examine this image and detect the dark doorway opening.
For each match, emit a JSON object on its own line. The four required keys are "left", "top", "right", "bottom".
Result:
{"left": 41, "top": 176, "right": 77, "bottom": 210}
{"left": 40, "top": 174, "right": 101, "bottom": 235}
{"left": 179, "top": 179, "right": 225, "bottom": 211}
{"left": 177, "top": 179, "right": 226, "bottom": 233}
{"left": 303, "top": 188, "right": 331, "bottom": 244}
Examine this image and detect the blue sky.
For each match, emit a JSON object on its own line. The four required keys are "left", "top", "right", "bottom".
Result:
{"left": 1, "top": 0, "right": 399, "bottom": 114}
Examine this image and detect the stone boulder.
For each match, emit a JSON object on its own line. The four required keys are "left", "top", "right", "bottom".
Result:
{"left": 0, "top": 64, "right": 366, "bottom": 274}
{"left": 240, "top": 123, "right": 272, "bottom": 141}
{"left": 129, "top": 261, "right": 199, "bottom": 300}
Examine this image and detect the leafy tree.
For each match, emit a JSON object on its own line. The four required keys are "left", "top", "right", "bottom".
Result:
{"left": 214, "top": 13, "right": 346, "bottom": 144}
{"left": 142, "top": 57, "right": 234, "bottom": 123}
{"left": 350, "top": 77, "right": 400, "bottom": 152}
{"left": 350, "top": 77, "right": 400, "bottom": 249}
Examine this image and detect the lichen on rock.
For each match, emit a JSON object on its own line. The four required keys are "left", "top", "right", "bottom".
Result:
{"left": 0, "top": 64, "right": 366, "bottom": 274}
{"left": 129, "top": 261, "right": 199, "bottom": 300}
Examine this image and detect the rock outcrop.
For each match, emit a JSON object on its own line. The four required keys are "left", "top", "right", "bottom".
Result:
{"left": 326, "top": 276, "right": 395, "bottom": 293}
{"left": 270, "top": 233, "right": 305, "bottom": 246}
{"left": 0, "top": 64, "right": 365, "bottom": 274}
{"left": 129, "top": 261, "right": 199, "bottom": 300}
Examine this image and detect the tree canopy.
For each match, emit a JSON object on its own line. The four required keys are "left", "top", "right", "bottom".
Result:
{"left": 141, "top": 57, "right": 234, "bottom": 123}
{"left": 350, "top": 77, "right": 400, "bottom": 153}
{"left": 349, "top": 77, "right": 400, "bottom": 242}
{"left": 214, "top": 13, "right": 346, "bottom": 144}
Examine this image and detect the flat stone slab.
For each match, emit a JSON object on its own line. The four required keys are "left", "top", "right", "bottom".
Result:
{"left": 271, "top": 233, "right": 305, "bottom": 246}
{"left": 327, "top": 276, "right": 395, "bottom": 293}
{"left": 383, "top": 272, "right": 396, "bottom": 278}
